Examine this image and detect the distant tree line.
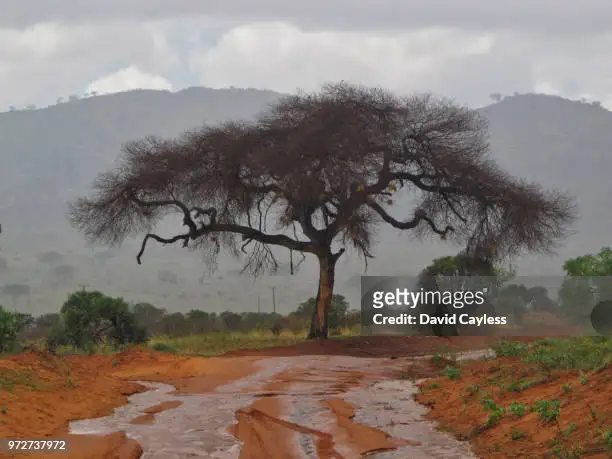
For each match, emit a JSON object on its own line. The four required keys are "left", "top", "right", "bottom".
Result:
{"left": 412, "top": 246, "right": 612, "bottom": 334}
{"left": 0, "top": 289, "right": 360, "bottom": 354}
{"left": 2, "top": 245, "right": 610, "bottom": 354}
{"left": 6, "top": 91, "right": 100, "bottom": 113}
{"left": 489, "top": 92, "right": 604, "bottom": 107}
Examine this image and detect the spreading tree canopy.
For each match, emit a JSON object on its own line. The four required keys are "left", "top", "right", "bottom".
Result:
{"left": 69, "top": 82, "right": 575, "bottom": 338}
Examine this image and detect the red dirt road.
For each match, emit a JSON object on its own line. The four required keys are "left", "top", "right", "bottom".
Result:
{"left": 0, "top": 336, "right": 544, "bottom": 458}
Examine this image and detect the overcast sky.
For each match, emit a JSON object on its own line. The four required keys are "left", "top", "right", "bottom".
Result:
{"left": 1, "top": 1, "right": 611, "bottom": 110}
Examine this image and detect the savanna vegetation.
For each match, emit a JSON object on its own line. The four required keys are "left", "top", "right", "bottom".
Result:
{"left": 1, "top": 245, "right": 608, "bottom": 357}
{"left": 0, "top": 288, "right": 361, "bottom": 356}
{"left": 68, "top": 82, "right": 574, "bottom": 339}
{"left": 409, "top": 336, "right": 612, "bottom": 457}
{"left": 388, "top": 246, "right": 612, "bottom": 457}
{"left": 370, "top": 246, "right": 610, "bottom": 338}
{"left": 1, "top": 82, "right": 609, "bottom": 458}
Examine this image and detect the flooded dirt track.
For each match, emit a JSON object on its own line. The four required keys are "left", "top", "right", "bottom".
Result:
{"left": 68, "top": 354, "right": 482, "bottom": 458}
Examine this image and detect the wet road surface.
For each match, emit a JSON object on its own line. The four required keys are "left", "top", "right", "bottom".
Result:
{"left": 70, "top": 353, "right": 484, "bottom": 458}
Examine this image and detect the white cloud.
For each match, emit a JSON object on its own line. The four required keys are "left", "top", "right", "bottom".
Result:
{"left": 533, "top": 81, "right": 562, "bottom": 96}
{"left": 0, "top": 20, "right": 181, "bottom": 109}
{"left": 189, "top": 23, "right": 496, "bottom": 96}
{"left": 0, "top": 12, "right": 612, "bottom": 111}
{"left": 85, "top": 66, "right": 172, "bottom": 95}
{"left": 184, "top": 22, "right": 612, "bottom": 108}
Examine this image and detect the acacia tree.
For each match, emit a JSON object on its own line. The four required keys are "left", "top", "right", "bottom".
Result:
{"left": 559, "top": 247, "right": 612, "bottom": 323}
{"left": 68, "top": 82, "right": 574, "bottom": 339}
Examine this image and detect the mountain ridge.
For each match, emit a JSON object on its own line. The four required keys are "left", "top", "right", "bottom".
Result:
{"left": 0, "top": 87, "right": 609, "bottom": 314}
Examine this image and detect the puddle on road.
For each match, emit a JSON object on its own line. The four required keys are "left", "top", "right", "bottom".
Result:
{"left": 349, "top": 349, "right": 489, "bottom": 458}
{"left": 70, "top": 381, "right": 248, "bottom": 458}
{"left": 69, "top": 353, "right": 488, "bottom": 458}
{"left": 343, "top": 380, "right": 476, "bottom": 458}
{"left": 69, "top": 358, "right": 295, "bottom": 458}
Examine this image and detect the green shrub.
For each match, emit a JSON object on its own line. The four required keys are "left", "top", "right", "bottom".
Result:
{"left": 444, "top": 366, "right": 461, "bottom": 380}
{"left": 532, "top": 399, "right": 561, "bottom": 424}
{"left": 509, "top": 402, "right": 527, "bottom": 418}
{"left": 0, "top": 307, "right": 23, "bottom": 353}
{"left": 60, "top": 289, "right": 148, "bottom": 351}
{"left": 491, "top": 340, "right": 529, "bottom": 357}
{"left": 151, "top": 343, "right": 178, "bottom": 353}
{"left": 602, "top": 429, "right": 612, "bottom": 449}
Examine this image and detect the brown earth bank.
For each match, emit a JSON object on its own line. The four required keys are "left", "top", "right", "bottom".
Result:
{"left": 0, "top": 348, "right": 259, "bottom": 458}
{"left": 414, "top": 354, "right": 612, "bottom": 458}
{"left": 222, "top": 335, "right": 541, "bottom": 358}
{"left": 0, "top": 336, "right": 576, "bottom": 458}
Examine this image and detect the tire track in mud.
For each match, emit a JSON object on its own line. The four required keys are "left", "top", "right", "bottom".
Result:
{"left": 69, "top": 354, "right": 484, "bottom": 458}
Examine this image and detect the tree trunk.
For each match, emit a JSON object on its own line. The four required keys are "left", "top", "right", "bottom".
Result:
{"left": 307, "top": 255, "right": 337, "bottom": 339}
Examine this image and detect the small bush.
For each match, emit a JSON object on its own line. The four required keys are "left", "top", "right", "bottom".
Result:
{"left": 270, "top": 324, "right": 281, "bottom": 336}
{"left": 532, "top": 399, "right": 561, "bottom": 424}
{"left": 602, "top": 429, "right": 612, "bottom": 449}
{"left": 431, "top": 350, "right": 457, "bottom": 368}
{"left": 0, "top": 307, "right": 21, "bottom": 353}
{"left": 509, "top": 402, "right": 527, "bottom": 418}
{"left": 480, "top": 398, "right": 498, "bottom": 412}
{"left": 491, "top": 340, "right": 529, "bottom": 357}
{"left": 444, "top": 366, "right": 461, "bottom": 380}
{"left": 486, "top": 406, "right": 505, "bottom": 427}
{"left": 563, "top": 423, "right": 578, "bottom": 437}
{"left": 522, "top": 337, "right": 612, "bottom": 371}
{"left": 151, "top": 343, "right": 177, "bottom": 353}
{"left": 561, "top": 384, "right": 573, "bottom": 393}
{"left": 59, "top": 289, "right": 148, "bottom": 351}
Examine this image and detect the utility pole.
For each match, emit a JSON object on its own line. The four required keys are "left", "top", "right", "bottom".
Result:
{"left": 257, "top": 295, "right": 261, "bottom": 314}
{"left": 272, "top": 287, "right": 276, "bottom": 314}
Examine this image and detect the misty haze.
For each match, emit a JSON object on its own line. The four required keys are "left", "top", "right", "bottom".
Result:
{"left": 2, "top": 3, "right": 612, "bottom": 457}
{"left": 0, "top": 88, "right": 608, "bottom": 315}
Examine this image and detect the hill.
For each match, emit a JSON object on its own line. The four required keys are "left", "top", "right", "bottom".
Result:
{"left": 0, "top": 89, "right": 609, "bottom": 315}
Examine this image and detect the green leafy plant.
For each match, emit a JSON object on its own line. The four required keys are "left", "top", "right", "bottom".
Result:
{"left": 509, "top": 402, "right": 527, "bottom": 418}
{"left": 532, "top": 399, "right": 561, "bottom": 424}
{"left": 444, "top": 366, "right": 461, "bottom": 380}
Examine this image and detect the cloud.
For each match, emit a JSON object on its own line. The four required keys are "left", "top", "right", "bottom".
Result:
{"left": 1, "top": 1, "right": 612, "bottom": 37}
{"left": 184, "top": 22, "right": 612, "bottom": 108}
{"left": 0, "top": 5, "right": 611, "bottom": 112}
{"left": 85, "top": 66, "right": 173, "bottom": 95}
{"left": 189, "top": 22, "right": 498, "bottom": 97}
{"left": 0, "top": 20, "right": 180, "bottom": 108}
{"left": 529, "top": 32, "right": 612, "bottom": 105}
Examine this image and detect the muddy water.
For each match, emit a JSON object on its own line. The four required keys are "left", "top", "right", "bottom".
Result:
{"left": 70, "top": 353, "right": 487, "bottom": 458}
{"left": 69, "top": 358, "right": 295, "bottom": 458}
{"left": 343, "top": 380, "right": 475, "bottom": 458}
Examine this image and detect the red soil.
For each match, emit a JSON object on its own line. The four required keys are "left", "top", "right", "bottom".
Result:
{"left": 0, "top": 348, "right": 258, "bottom": 458}
{"left": 0, "top": 335, "right": 600, "bottom": 458}
{"left": 414, "top": 356, "right": 612, "bottom": 458}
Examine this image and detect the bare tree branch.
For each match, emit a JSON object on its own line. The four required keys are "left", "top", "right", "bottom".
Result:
{"left": 367, "top": 200, "right": 453, "bottom": 238}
